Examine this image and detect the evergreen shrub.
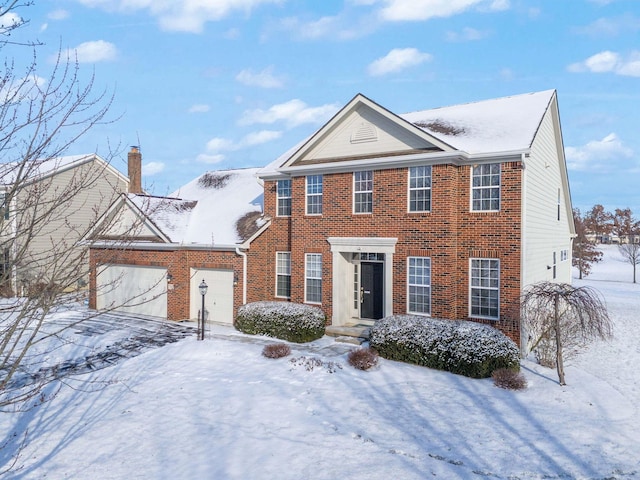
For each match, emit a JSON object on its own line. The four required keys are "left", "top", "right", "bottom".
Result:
{"left": 236, "top": 301, "right": 325, "bottom": 343}
{"left": 369, "top": 315, "right": 520, "bottom": 378}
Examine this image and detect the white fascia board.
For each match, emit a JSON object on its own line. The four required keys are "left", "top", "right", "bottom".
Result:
{"left": 278, "top": 149, "right": 528, "bottom": 177}
{"left": 88, "top": 241, "right": 242, "bottom": 252}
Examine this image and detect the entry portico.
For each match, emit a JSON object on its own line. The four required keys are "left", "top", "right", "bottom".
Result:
{"left": 328, "top": 237, "right": 397, "bottom": 326}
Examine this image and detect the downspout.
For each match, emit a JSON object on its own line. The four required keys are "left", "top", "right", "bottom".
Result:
{"left": 519, "top": 152, "right": 528, "bottom": 356}
{"left": 236, "top": 246, "right": 248, "bottom": 305}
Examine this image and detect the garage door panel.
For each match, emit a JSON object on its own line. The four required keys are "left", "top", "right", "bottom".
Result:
{"left": 191, "top": 269, "right": 234, "bottom": 324}
{"left": 97, "top": 265, "right": 167, "bottom": 318}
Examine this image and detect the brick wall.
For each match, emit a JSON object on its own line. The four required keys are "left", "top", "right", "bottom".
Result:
{"left": 249, "top": 161, "right": 523, "bottom": 344}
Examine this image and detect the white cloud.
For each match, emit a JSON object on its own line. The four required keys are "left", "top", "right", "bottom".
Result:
{"left": 277, "top": 13, "right": 375, "bottom": 41}
{"left": 565, "top": 133, "right": 633, "bottom": 172}
{"left": 0, "top": 12, "right": 22, "bottom": 33}
{"left": 446, "top": 27, "right": 489, "bottom": 42}
{"left": 196, "top": 153, "right": 226, "bottom": 164}
{"left": 568, "top": 50, "right": 640, "bottom": 77}
{"left": 48, "top": 9, "right": 70, "bottom": 20}
{"left": 574, "top": 15, "right": 640, "bottom": 37}
{"left": 197, "top": 130, "right": 283, "bottom": 163}
{"left": 243, "top": 130, "right": 282, "bottom": 146}
{"left": 188, "top": 104, "right": 211, "bottom": 113}
{"left": 377, "top": 0, "right": 503, "bottom": 21}
{"left": 143, "top": 162, "right": 165, "bottom": 176}
{"left": 59, "top": 40, "right": 117, "bottom": 64}
{"left": 76, "top": 0, "right": 284, "bottom": 33}
{"left": 236, "top": 67, "right": 284, "bottom": 89}
{"left": 367, "top": 48, "right": 432, "bottom": 76}
{"left": 238, "top": 99, "right": 340, "bottom": 128}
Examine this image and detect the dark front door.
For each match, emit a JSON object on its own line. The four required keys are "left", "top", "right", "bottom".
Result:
{"left": 361, "top": 262, "right": 383, "bottom": 320}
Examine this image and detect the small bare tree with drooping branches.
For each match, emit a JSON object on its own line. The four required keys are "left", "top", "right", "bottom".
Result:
{"left": 618, "top": 242, "right": 640, "bottom": 284}
{"left": 521, "top": 282, "right": 612, "bottom": 385}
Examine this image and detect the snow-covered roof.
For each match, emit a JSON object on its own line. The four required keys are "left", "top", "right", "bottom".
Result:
{"left": 144, "top": 167, "right": 264, "bottom": 246}
{"left": 401, "top": 90, "right": 555, "bottom": 154}
{"left": 258, "top": 90, "right": 555, "bottom": 176}
{"left": 0, "top": 153, "right": 126, "bottom": 186}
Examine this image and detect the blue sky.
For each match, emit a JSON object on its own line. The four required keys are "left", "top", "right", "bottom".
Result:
{"left": 8, "top": 0, "right": 640, "bottom": 213}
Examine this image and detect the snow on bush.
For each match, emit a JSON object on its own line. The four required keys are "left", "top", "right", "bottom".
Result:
{"left": 235, "top": 301, "right": 325, "bottom": 343}
{"left": 369, "top": 315, "right": 520, "bottom": 378}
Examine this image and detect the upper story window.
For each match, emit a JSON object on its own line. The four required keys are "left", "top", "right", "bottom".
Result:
{"left": 306, "top": 175, "right": 323, "bottom": 215}
{"left": 470, "top": 258, "right": 500, "bottom": 320}
{"left": 276, "top": 179, "right": 291, "bottom": 217}
{"left": 409, "top": 166, "right": 432, "bottom": 212}
{"left": 471, "top": 164, "right": 500, "bottom": 211}
{"left": 353, "top": 171, "right": 373, "bottom": 214}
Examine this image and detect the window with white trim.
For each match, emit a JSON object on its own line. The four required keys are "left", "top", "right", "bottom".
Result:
{"left": 277, "top": 180, "right": 291, "bottom": 217}
{"left": 471, "top": 164, "right": 500, "bottom": 211}
{"left": 408, "top": 257, "right": 431, "bottom": 315}
{"left": 353, "top": 170, "right": 373, "bottom": 213}
{"left": 306, "top": 175, "right": 323, "bottom": 215}
{"left": 470, "top": 258, "right": 500, "bottom": 319}
{"left": 408, "top": 166, "right": 431, "bottom": 212}
{"left": 305, "top": 253, "right": 322, "bottom": 303}
{"left": 276, "top": 252, "right": 291, "bottom": 298}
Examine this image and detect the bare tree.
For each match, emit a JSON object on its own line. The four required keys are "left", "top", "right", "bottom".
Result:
{"left": 0, "top": 1, "right": 129, "bottom": 409}
{"left": 618, "top": 243, "right": 640, "bottom": 284}
{"left": 521, "top": 282, "right": 612, "bottom": 385}
{"left": 572, "top": 208, "right": 603, "bottom": 279}
{"left": 612, "top": 208, "right": 640, "bottom": 243}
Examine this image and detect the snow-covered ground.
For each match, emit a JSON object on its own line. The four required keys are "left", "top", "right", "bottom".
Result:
{"left": 1, "top": 245, "right": 638, "bottom": 479}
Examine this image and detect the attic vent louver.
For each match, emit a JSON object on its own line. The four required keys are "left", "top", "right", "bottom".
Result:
{"left": 350, "top": 122, "right": 378, "bottom": 144}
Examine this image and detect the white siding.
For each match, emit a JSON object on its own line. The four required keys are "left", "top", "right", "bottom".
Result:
{"left": 523, "top": 101, "right": 573, "bottom": 287}
{"left": 303, "top": 105, "right": 437, "bottom": 161}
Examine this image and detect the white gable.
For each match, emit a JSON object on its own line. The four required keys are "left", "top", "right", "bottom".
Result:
{"left": 300, "top": 103, "right": 442, "bottom": 162}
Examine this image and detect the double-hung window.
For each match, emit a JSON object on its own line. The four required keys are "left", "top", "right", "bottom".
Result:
{"left": 353, "top": 171, "right": 373, "bottom": 213}
{"left": 470, "top": 258, "right": 500, "bottom": 319}
{"left": 276, "top": 252, "right": 291, "bottom": 298}
{"left": 305, "top": 253, "right": 322, "bottom": 304}
{"left": 409, "top": 166, "right": 431, "bottom": 212}
{"left": 408, "top": 257, "right": 431, "bottom": 315}
{"left": 277, "top": 180, "right": 291, "bottom": 217}
{"left": 471, "top": 164, "right": 500, "bottom": 211}
{"left": 306, "top": 175, "right": 323, "bottom": 215}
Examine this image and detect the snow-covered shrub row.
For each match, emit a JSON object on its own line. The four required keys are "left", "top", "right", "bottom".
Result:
{"left": 235, "top": 301, "right": 325, "bottom": 343}
{"left": 369, "top": 315, "right": 520, "bottom": 378}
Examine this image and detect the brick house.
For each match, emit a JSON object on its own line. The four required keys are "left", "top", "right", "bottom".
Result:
{"left": 88, "top": 90, "right": 574, "bottom": 348}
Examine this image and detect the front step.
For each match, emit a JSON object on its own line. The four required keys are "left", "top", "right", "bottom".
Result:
{"left": 325, "top": 325, "right": 371, "bottom": 345}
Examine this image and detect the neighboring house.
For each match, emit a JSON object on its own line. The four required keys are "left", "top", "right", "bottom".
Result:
{"left": 0, "top": 153, "right": 129, "bottom": 294}
{"left": 88, "top": 90, "right": 575, "bottom": 349}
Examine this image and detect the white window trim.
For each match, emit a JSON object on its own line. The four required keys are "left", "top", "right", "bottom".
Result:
{"left": 470, "top": 163, "right": 501, "bottom": 212}
{"left": 407, "top": 256, "right": 431, "bottom": 316}
{"left": 306, "top": 175, "right": 323, "bottom": 216}
{"left": 469, "top": 258, "right": 500, "bottom": 320}
{"left": 353, "top": 170, "right": 373, "bottom": 214}
{"left": 407, "top": 166, "right": 432, "bottom": 213}
{"left": 275, "top": 251, "right": 291, "bottom": 299}
{"left": 304, "top": 253, "right": 322, "bottom": 304}
{"left": 276, "top": 180, "right": 292, "bottom": 217}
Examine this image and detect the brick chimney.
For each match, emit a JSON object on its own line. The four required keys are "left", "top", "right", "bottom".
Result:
{"left": 128, "top": 146, "right": 142, "bottom": 194}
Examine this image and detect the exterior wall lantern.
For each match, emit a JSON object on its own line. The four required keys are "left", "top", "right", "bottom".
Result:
{"left": 198, "top": 279, "right": 208, "bottom": 341}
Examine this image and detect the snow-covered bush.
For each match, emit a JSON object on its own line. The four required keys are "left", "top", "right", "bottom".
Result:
{"left": 369, "top": 315, "right": 520, "bottom": 378}
{"left": 235, "top": 301, "right": 325, "bottom": 343}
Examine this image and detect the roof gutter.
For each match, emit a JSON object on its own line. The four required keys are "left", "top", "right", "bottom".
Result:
{"left": 260, "top": 148, "right": 530, "bottom": 179}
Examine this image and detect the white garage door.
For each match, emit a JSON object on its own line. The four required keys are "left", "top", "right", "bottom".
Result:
{"left": 190, "top": 269, "right": 234, "bottom": 324}
{"left": 96, "top": 265, "right": 168, "bottom": 318}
